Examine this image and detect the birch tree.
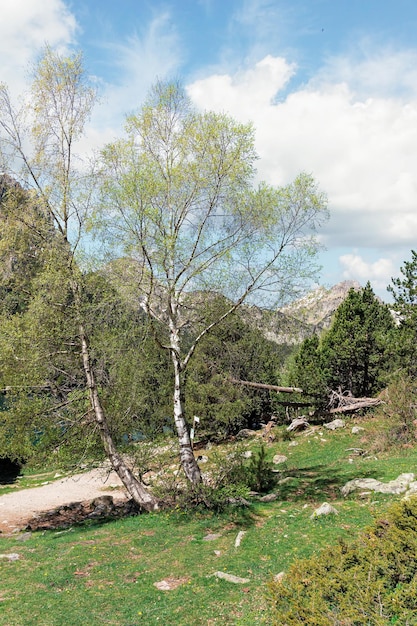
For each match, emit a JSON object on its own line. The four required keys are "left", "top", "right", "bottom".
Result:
{"left": 98, "top": 81, "right": 329, "bottom": 484}
{"left": 0, "top": 48, "right": 158, "bottom": 510}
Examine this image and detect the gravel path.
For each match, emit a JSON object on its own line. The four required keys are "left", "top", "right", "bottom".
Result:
{"left": 0, "top": 468, "right": 126, "bottom": 534}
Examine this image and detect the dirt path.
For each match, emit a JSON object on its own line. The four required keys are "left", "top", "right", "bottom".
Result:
{"left": 0, "top": 468, "right": 126, "bottom": 534}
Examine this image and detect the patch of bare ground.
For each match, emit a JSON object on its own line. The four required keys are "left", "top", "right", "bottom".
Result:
{"left": 0, "top": 467, "right": 128, "bottom": 534}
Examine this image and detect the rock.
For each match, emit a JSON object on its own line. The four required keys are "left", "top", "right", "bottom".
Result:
{"left": 278, "top": 477, "right": 295, "bottom": 485}
{"left": 352, "top": 426, "right": 365, "bottom": 434}
{"left": 234, "top": 530, "right": 246, "bottom": 547}
{"left": 288, "top": 441, "right": 298, "bottom": 447}
{"left": 227, "top": 497, "right": 250, "bottom": 506}
{"left": 341, "top": 473, "right": 416, "bottom": 496}
{"left": 259, "top": 493, "right": 278, "bottom": 502}
{"left": 153, "top": 577, "right": 188, "bottom": 591}
{"left": 273, "top": 571, "right": 285, "bottom": 583}
{"left": 310, "top": 502, "right": 339, "bottom": 518}
{"left": 26, "top": 497, "right": 141, "bottom": 531}
{"left": 236, "top": 429, "right": 257, "bottom": 440}
{"left": 15, "top": 532, "right": 32, "bottom": 542}
{"left": 273, "top": 455, "right": 288, "bottom": 465}
{"left": 0, "top": 553, "right": 20, "bottom": 561}
{"left": 324, "top": 419, "right": 345, "bottom": 430}
{"left": 242, "top": 451, "right": 252, "bottom": 458}
{"left": 203, "top": 533, "right": 221, "bottom": 541}
{"left": 287, "top": 417, "right": 309, "bottom": 432}
{"left": 405, "top": 482, "right": 417, "bottom": 497}
{"left": 197, "top": 455, "right": 208, "bottom": 463}
{"left": 212, "top": 571, "right": 250, "bottom": 584}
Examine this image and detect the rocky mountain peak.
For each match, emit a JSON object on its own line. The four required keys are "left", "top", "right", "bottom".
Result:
{"left": 281, "top": 280, "right": 362, "bottom": 330}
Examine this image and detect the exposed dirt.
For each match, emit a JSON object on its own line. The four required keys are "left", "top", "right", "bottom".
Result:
{"left": 0, "top": 467, "right": 128, "bottom": 534}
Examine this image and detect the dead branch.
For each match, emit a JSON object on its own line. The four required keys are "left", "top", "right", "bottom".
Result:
{"left": 229, "top": 378, "right": 303, "bottom": 394}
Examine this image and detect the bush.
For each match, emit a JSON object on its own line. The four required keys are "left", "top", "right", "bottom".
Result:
{"left": 155, "top": 443, "right": 276, "bottom": 512}
{"left": 372, "top": 376, "right": 417, "bottom": 451}
{"left": 268, "top": 497, "right": 417, "bottom": 625}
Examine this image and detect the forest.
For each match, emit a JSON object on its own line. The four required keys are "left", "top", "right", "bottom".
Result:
{"left": 0, "top": 46, "right": 416, "bottom": 509}
{"left": 2, "top": 46, "right": 417, "bottom": 625}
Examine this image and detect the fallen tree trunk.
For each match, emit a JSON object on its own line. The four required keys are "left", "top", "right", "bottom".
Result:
{"left": 229, "top": 378, "right": 303, "bottom": 394}
{"left": 329, "top": 397, "right": 383, "bottom": 414}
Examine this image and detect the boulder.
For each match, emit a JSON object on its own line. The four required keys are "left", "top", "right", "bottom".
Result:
{"left": 287, "top": 417, "right": 309, "bottom": 432}
{"left": 324, "top": 419, "right": 345, "bottom": 430}
{"left": 352, "top": 426, "right": 365, "bottom": 434}
{"left": 212, "top": 571, "right": 250, "bottom": 584}
{"left": 259, "top": 493, "right": 278, "bottom": 502}
{"left": 310, "top": 502, "right": 339, "bottom": 518}
{"left": 273, "top": 454, "right": 288, "bottom": 465}
{"left": 236, "top": 429, "right": 257, "bottom": 440}
{"left": 341, "top": 473, "right": 415, "bottom": 496}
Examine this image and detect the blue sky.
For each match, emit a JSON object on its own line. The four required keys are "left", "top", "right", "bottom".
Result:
{"left": 2, "top": 0, "right": 417, "bottom": 300}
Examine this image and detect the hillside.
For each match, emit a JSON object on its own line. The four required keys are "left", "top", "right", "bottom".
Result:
{"left": 243, "top": 280, "right": 362, "bottom": 346}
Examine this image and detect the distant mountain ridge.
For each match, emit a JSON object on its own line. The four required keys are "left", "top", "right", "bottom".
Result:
{"left": 242, "top": 280, "right": 362, "bottom": 346}
{"left": 281, "top": 280, "right": 362, "bottom": 330}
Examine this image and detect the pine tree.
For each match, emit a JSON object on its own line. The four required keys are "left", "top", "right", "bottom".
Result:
{"left": 388, "top": 250, "right": 417, "bottom": 378}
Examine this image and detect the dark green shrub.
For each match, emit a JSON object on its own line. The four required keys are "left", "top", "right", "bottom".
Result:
{"left": 268, "top": 497, "right": 417, "bottom": 625}
{"left": 247, "top": 443, "right": 275, "bottom": 492}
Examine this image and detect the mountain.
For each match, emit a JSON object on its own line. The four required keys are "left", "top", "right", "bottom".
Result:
{"left": 242, "top": 281, "right": 362, "bottom": 346}
{"left": 280, "top": 280, "right": 362, "bottom": 331}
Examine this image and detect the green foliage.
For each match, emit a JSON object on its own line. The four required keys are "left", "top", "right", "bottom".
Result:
{"left": 320, "top": 282, "right": 395, "bottom": 396}
{"left": 0, "top": 177, "right": 55, "bottom": 315}
{"left": 388, "top": 250, "right": 417, "bottom": 379}
{"left": 285, "top": 333, "right": 327, "bottom": 406}
{"left": 269, "top": 497, "right": 417, "bottom": 625}
{"left": 372, "top": 375, "right": 417, "bottom": 449}
{"left": 247, "top": 443, "right": 275, "bottom": 492}
{"left": 186, "top": 298, "right": 282, "bottom": 436}
{"left": 287, "top": 283, "right": 395, "bottom": 403}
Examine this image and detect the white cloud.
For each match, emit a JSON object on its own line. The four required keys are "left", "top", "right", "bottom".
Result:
{"left": 339, "top": 253, "right": 395, "bottom": 291}
{"left": 187, "top": 52, "right": 417, "bottom": 251}
{"left": 0, "top": 0, "right": 77, "bottom": 95}
{"left": 85, "top": 12, "right": 182, "bottom": 149}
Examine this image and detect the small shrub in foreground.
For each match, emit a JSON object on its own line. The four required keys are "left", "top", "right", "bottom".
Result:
{"left": 371, "top": 376, "right": 417, "bottom": 452}
{"left": 268, "top": 496, "right": 417, "bottom": 625}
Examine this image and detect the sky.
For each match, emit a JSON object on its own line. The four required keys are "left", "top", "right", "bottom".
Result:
{"left": 1, "top": 0, "right": 417, "bottom": 301}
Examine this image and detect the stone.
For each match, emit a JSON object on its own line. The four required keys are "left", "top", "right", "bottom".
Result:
{"left": 197, "top": 455, "right": 208, "bottom": 463}
{"left": 405, "top": 481, "right": 417, "bottom": 497}
{"left": 352, "top": 426, "right": 365, "bottom": 434}
{"left": 273, "top": 455, "right": 288, "bottom": 465}
{"left": 324, "top": 419, "right": 345, "bottom": 430}
{"left": 310, "top": 502, "right": 339, "bottom": 518}
{"left": 15, "top": 532, "right": 32, "bottom": 542}
{"left": 341, "top": 473, "right": 415, "bottom": 496}
{"left": 0, "top": 553, "right": 20, "bottom": 561}
{"left": 236, "top": 429, "right": 257, "bottom": 439}
{"left": 234, "top": 531, "right": 246, "bottom": 547}
{"left": 203, "top": 533, "right": 221, "bottom": 541}
{"left": 153, "top": 577, "right": 188, "bottom": 591}
{"left": 287, "top": 417, "right": 309, "bottom": 432}
{"left": 259, "top": 493, "right": 278, "bottom": 502}
{"left": 242, "top": 450, "right": 252, "bottom": 458}
{"left": 273, "top": 571, "right": 285, "bottom": 583}
{"left": 212, "top": 571, "right": 250, "bottom": 584}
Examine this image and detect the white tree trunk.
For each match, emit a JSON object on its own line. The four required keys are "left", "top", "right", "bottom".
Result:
{"left": 170, "top": 324, "right": 202, "bottom": 484}
{"left": 79, "top": 325, "right": 159, "bottom": 511}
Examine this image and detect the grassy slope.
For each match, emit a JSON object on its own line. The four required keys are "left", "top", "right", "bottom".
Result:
{"left": 1, "top": 417, "right": 416, "bottom": 626}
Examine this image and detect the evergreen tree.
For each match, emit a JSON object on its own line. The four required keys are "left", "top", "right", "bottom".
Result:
{"left": 320, "top": 282, "right": 395, "bottom": 396}
{"left": 387, "top": 250, "right": 417, "bottom": 378}
{"left": 185, "top": 298, "right": 281, "bottom": 437}
{"left": 286, "top": 333, "right": 327, "bottom": 404}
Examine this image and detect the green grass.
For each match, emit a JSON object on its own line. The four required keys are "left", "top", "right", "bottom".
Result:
{"left": 1, "top": 416, "right": 417, "bottom": 626}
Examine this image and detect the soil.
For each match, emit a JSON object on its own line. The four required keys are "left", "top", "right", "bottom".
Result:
{"left": 0, "top": 467, "right": 128, "bottom": 535}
